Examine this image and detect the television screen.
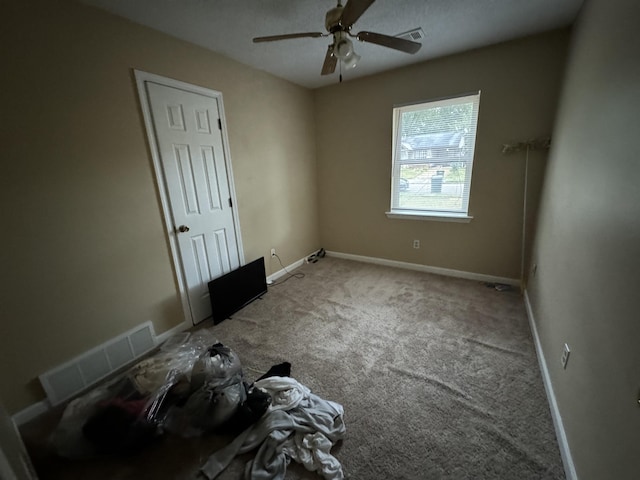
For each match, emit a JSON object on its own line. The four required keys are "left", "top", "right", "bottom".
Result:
{"left": 208, "top": 257, "right": 267, "bottom": 324}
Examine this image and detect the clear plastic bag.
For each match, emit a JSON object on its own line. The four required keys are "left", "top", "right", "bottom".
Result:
{"left": 164, "top": 343, "right": 246, "bottom": 437}
{"left": 180, "top": 378, "right": 246, "bottom": 434}
{"left": 190, "top": 343, "right": 243, "bottom": 390}
{"left": 50, "top": 386, "right": 113, "bottom": 459}
{"left": 49, "top": 336, "right": 248, "bottom": 457}
{"left": 131, "top": 331, "right": 217, "bottom": 394}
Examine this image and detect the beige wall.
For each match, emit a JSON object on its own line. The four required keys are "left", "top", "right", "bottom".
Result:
{"left": 527, "top": 0, "right": 640, "bottom": 478}
{"left": 314, "top": 30, "right": 570, "bottom": 280}
{"left": 0, "top": 0, "right": 319, "bottom": 414}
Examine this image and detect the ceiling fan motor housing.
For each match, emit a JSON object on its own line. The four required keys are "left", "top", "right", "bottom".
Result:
{"left": 325, "top": 5, "right": 345, "bottom": 32}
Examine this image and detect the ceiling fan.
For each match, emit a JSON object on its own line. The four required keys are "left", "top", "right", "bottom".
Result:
{"left": 252, "top": 0, "right": 422, "bottom": 77}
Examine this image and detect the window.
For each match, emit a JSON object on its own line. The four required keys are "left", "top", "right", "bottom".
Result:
{"left": 387, "top": 92, "right": 480, "bottom": 222}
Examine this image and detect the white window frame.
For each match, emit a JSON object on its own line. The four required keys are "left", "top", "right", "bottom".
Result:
{"left": 386, "top": 92, "right": 481, "bottom": 222}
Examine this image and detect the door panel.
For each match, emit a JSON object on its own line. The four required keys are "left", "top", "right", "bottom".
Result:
{"left": 145, "top": 82, "right": 240, "bottom": 323}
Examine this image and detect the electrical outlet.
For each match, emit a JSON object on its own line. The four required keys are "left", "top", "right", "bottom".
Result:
{"left": 270, "top": 248, "right": 276, "bottom": 257}
{"left": 413, "top": 239, "right": 420, "bottom": 249}
{"left": 561, "top": 343, "right": 570, "bottom": 369}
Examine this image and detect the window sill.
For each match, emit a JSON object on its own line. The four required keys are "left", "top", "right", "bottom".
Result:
{"left": 385, "top": 210, "right": 473, "bottom": 223}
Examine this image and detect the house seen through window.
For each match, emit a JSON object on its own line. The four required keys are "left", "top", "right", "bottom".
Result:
{"left": 388, "top": 92, "right": 480, "bottom": 221}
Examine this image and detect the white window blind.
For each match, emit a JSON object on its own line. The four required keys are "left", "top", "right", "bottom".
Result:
{"left": 389, "top": 92, "right": 480, "bottom": 219}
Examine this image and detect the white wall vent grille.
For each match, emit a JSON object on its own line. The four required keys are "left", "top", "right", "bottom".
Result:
{"left": 39, "top": 322, "right": 157, "bottom": 406}
{"left": 396, "top": 28, "right": 425, "bottom": 42}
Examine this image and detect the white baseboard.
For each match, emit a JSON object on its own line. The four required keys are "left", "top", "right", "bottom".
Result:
{"left": 155, "top": 320, "right": 191, "bottom": 345}
{"left": 327, "top": 251, "right": 520, "bottom": 286}
{"left": 12, "top": 399, "right": 51, "bottom": 427}
{"left": 524, "top": 290, "right": 577, "bottom": 480}
{"left": 267, "top": 254, "right": 310, "bottom": 283}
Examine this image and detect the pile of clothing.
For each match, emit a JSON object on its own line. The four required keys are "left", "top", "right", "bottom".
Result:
{"left": 200, "top": 375, "right": 345, "bottom": 479}
{"left": 50, "top": 332, "right": 345, "bottom": 479}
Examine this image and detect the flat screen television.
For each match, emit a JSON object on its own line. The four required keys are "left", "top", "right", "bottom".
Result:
{"left": 208, "top": 256, "right": 267, "bottom": 324}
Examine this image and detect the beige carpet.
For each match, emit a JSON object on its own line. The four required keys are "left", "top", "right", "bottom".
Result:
{"left": 23, "top": 256, "right": 564, "bottom": 479}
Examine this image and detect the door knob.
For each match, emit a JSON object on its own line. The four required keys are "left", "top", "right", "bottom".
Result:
{"left": 177, "top": 225, "right": 190, "bottom": 233}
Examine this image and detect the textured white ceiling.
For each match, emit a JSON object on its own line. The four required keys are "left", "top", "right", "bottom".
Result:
{"left": 78, "top": 0, "right": 584, "bottom": 89}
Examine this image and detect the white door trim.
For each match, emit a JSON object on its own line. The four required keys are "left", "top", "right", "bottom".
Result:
{"left": 134, "top": 70, "right": 245, "bottom": 324}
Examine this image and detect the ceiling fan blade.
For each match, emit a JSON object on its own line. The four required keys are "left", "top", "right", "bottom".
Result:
{"left": 340, "top": 0, "right": 376, "bottom": 28}
{"left": 321, "top": 45, "right": 337, "bottom": 75}
{"left": 253, "top": 32, "right": 324, "bottom": 43}
{"left": 356, "top": 31, "right": 422, "bottom": 54}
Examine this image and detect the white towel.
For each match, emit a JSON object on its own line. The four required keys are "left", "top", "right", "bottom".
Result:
{"left": 254, "top": 376, "right": 311, "bottom": 411}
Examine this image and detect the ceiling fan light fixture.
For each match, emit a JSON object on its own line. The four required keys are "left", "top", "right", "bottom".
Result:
{"left": 333, "top": 33, "right": 360, "bottom": 69}
{"left": 343, "top": 51, "right": 361, "bottom": 69}
{"left": 334, "top": 37, "right": 354, "bottom": 60}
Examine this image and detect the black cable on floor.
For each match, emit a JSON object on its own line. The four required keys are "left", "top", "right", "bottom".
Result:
{"left": 268, "top": 253, "right": 305, "bottom": 286}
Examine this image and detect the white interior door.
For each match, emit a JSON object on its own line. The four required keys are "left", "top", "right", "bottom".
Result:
{"left": 138, "top": 75, "right": 242, "bottom": 324}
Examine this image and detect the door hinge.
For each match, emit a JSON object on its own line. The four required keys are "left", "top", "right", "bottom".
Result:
{"left": 218, "top": 118, "right": 222, "bottom": 130}
{"left": 228, "top": 197, "right": 233, "bottom": 208}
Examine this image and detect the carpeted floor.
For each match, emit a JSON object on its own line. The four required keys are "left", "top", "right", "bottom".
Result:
{"left": 22, "top": 256, "right": 565, "bottom": 479}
